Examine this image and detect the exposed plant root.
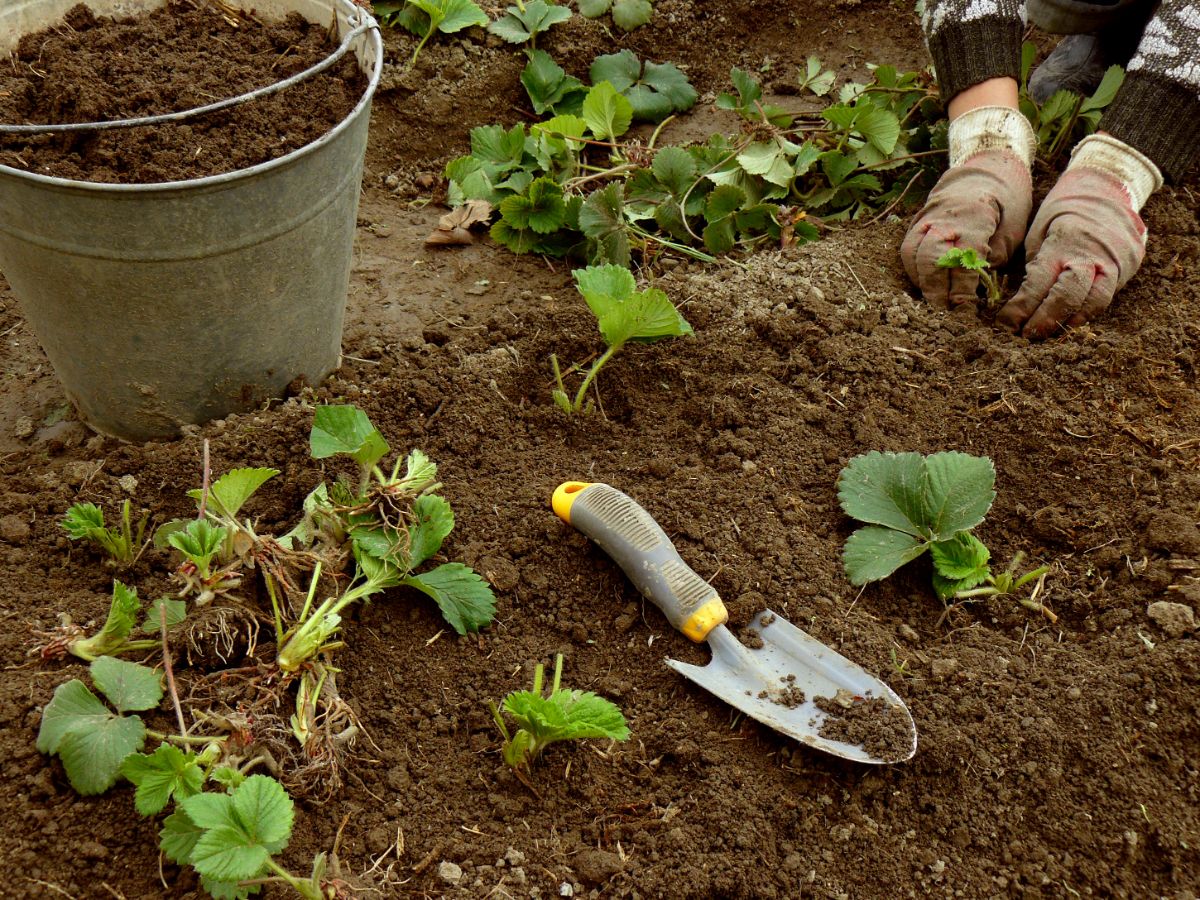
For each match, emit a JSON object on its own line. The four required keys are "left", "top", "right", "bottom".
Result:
{"left": 183, "top": 602, "right": 262, "bottom": 668}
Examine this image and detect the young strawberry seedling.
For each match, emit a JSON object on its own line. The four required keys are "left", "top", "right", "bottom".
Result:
{"left": 936, "top": 247, "right": 1002, "bottom": 305}
{"left": 551, "top": 264, "right": 693, "bottom": 414}
{"left": 488, "top": 0, "right": 572, "bottom": 47}
{"left": 490, "top": 653, "right": 629, "bottom": 775}
{"left": 373, "top": 0, "right": 488, "bottom": 66}
{"left": 838, "top": 451, "right": 1054, "bottom": 619}
{"left": 61, "top": 500, "right": 148, "bottom": 565}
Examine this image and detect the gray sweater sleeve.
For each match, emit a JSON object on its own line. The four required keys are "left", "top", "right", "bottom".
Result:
{"left": 1100, "top": 1, "right": 1200, "bottom": 179}
{"left": 921, "top": 0, "right": 1200, "bottom": 178}
{"left": 920, "top": 0, "right": 1026, "bottom": 102}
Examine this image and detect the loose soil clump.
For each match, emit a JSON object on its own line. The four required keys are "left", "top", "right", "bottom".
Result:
{"left": 0, "top": 1, "right": 366, "bottom": 183}
{"left": 814, "top": 691, "right": 915, "bottom": 762}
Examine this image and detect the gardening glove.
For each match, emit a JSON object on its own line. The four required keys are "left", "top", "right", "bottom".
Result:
{"left": 997, "top": 133, "right": 1162, "bottom": 338}
{"left": 901, "top": 106, "right": 1036, "bottom": 306}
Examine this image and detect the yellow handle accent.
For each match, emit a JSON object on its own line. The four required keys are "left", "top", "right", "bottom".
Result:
{"left": 552, "top": 481, "right": 592, "bottom": 524}
{"left": 681, "top": 597, "right": 729, "bottom": 642}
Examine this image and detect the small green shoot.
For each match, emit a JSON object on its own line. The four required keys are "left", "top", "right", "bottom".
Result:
{"left": 953, "top": 551, "right": 1056, "bottom": 622}
{"left": 37, "top": 656, "right": 162, "bottom": 794}
{"left": 551, "top": 264, "right": 692, "bottom": 414}
{"left": 61, "top": 500, "right": 148, "bottom": 565}
{"left": 377, "top": 0, "right": 488, "bottom": 67}
{"left": 64, "top": 580, "right": 160, "bottom": 661}
{"left": 578, "top": 0, "right": 653, "bottom": 31}
{"left": 489, "top": 654, "right": 629, "bottom": 773}
{"left": 167, "top": 519, "right": 228, "bottom": 583}
{"left": 488, "top": 0, "right": 572, "bottom": 46}
{"left": 936, "top": 247, "right": 1002, "bottom": 305}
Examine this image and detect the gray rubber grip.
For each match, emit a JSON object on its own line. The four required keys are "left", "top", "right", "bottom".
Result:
{"left": 570, "top": 483, "right": 720, "bottom": 635}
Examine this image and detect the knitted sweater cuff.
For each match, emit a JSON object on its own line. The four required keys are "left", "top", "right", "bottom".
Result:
{"left": 927, "top": 18, "right": 1024, "bottom": 102}
{"left": 1100, "top": 72, "right": 1200, "bottom": 181}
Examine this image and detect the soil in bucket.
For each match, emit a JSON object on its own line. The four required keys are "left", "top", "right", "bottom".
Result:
{"left": 0, "top": 0, "right": 368, "bottom": 183}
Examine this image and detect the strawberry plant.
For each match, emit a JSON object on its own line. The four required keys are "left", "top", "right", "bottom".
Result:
{"left": 61, "top": 500, "right": 148, "bottom": 565}
{"left": 551, "top": 264, "right": 692, "bottom": 414}
{"left": 37, "top": 656, "right": 166, "bottom": 794}
{"left": 838, "top": 451, "right": 1053, "bottom": 616}
{"left": 578, "top": 0, "right": 653, "bottom": 31}
{"left": 46, "top": 579, "right": 161, "bottom": 661}
{"left": 488, "top": 0, "right": 571, "bottom": 46}
{"left": 1019, "top": 42, "right": 1124, "bottom": 163}
{"left": 936, "top": 247, "right": 1001, "bottom": 305}
{"left": 445, "top": 57, "right": 948, "bottom": 268}
{"left": 490, "top": 654, "right": 630, "bottom": 772}
{"left": 373, "top": 0, "right": 488, "bottom": 66}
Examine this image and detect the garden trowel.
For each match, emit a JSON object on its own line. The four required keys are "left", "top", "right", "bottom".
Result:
{"left": 552, "top": 481, "right": 917, "bottom": 764}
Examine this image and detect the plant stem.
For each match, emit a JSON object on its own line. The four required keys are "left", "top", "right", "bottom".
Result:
{"left": 532, "top": 661, "right": 545, "bottom": 695}
{"left": 263, "top": 858, "right": 323, "bottom": 900}
{"left": 571, "top": 344, "right": 619, "bottom": 412}
{"left": 146, "top": 729, "right": 224, "bottom": 746}
{"left": 160, "top": 600, "right": 188, "bottom": 739}
{"left": 551, "top": 653, "right": 563, "bottom": 693}
{"left": 298, "top": 561, "right": 323, "bottom": 623}
{"left": 198, "top": 439, "right": 211, "bottom": 521}
{"left": 264, "top": 571, "right": 286, "bottom": 645}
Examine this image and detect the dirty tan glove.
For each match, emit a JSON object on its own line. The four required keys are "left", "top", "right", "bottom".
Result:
{"left": 997, "top": 133, "right": 1162, "bottom": 338}
{"left": 902, "top": 106, "right": 1036, "bottom": 307}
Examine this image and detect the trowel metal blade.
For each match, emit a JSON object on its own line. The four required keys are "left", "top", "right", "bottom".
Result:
{"left": 665, "top": 611, "right": 917, "bottom": 764}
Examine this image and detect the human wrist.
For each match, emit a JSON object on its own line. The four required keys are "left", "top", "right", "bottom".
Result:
{"left": 1068, "top": 133, "right": 1163, "bottom": 211}
{"left": 948, "top": 105, "right": 1036, "bottom": 169}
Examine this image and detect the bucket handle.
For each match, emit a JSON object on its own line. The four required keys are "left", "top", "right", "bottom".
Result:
{"left": 0, "top": 11, "right": 378, "bottom": 135}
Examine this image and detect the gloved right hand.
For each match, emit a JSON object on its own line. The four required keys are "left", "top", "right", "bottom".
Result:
{"left": 901, "top": 106, "right": 1036, "bottom": 307}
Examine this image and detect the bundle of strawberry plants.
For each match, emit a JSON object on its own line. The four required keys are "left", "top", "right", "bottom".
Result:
{"left": 445, "top": 56, "right": 949, "bottom": 266}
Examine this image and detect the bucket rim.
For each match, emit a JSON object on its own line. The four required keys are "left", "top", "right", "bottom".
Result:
{"left": 0, "top": 0, "right": 383, "bottom": 194}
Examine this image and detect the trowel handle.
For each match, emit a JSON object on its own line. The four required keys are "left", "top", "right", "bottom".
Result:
{"left": 552, "top": 482, "right": 728, "bottom": 642}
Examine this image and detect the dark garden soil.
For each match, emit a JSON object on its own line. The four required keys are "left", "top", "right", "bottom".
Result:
{"left": 2, "top": 1, "right": 1199, "bottom": 898}
{"left": 0, "top": 2, "right": 366, "bottom": 183}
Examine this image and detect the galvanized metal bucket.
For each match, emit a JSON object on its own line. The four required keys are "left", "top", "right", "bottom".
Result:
{"left": 0, "top": 0, "right": 383, "bottom": 440}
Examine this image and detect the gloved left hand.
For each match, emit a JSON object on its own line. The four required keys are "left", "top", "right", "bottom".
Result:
{"left": 998, "top": 134, "right": 1161, "bottom": 338}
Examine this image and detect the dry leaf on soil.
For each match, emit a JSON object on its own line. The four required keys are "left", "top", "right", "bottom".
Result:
{"left": 426, "top": 199, "right": 494, "bottom": 247}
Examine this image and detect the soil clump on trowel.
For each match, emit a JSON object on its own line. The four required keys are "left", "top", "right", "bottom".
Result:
{"left": 814, "top": 691, "right": 915, "bottom": 762}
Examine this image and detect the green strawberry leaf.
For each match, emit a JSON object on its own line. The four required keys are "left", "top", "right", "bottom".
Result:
{"left": 57, "top": 714, "right": 147, "bottom": 795}
{"left": 843, "top": 525, "right": 929, "bottom": 585}
{"left": 187, "top": 468, "right": 279, "bottom": 520}
{"left": 142, "top": 597, "right": 188, "bottom": 634}
{"left": 90, "top": 656, "right": 162, "bottom": 714}
{"left": 160, "top": 807, "right": 204, "bottom": 865}
{"left": 578, "top": 184, "right": 631, "bottom": 266}
{"left": 582, "top": 81, "right": 633, "bottom": 140}
{"left": 310, "top": 405, "right": 390, "bottom": 470}
{"left": 37, "top": 679, "right": 112, "bottom": 755}
{"left": 403, "top": 563, "right": 496, "bottom": 635}
{"left": 930, "top": 532, "right": 992, "bottom": 581}
{"left": 611, "top": 0, "right": 653, "bottom": 30}
{"left": 121, "top": 744, "right": 205, "bottom": 816}
{"left": 499, "top": 177, "right": 567, "bottom": 234}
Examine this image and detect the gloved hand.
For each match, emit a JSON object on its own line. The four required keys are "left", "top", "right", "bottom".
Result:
{"left": 901, "top": 151, "right": 1033, "bottom": 306}
{"left": 998, "top": 134, "right": 1161, "bottom": 338}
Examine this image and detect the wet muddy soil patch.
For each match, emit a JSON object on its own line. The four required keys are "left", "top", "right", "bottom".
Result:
{"left": 0, "top": 1, "right": 366, "bottom": 183}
